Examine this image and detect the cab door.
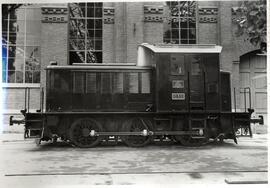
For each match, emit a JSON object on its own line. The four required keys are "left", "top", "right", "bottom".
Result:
{"left": 170, "top": 54, "right": 188, "bottom": 111}
{"left": 188, "top": 55, "right": 205, "bottom": 111}
{"left": 156, "top": 54, "right": 188, "bottom": 112}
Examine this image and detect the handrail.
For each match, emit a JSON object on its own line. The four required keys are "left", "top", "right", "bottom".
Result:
{"left": 242, "top": 87, "right": 251, "bottom": 112}
{"left": 24, "top": 87, "right": 27, "bottom": 111}
{"left": 40, "top": 87, "right": 44, "bottom": 113}
{"left": 28, "top": 88, "right": 30, "bottom": 111}
{"left": 24, "top": 87, "right": 40, "bottom": 113}
{"left": 244, "top": 88, "right": 246, "bottom": 112}
{"left": 203, "top": 71, "right": 206, "bottom": 111}
{"left": 233, "top": 88, "right": 236, "bottom": 112}
{"left": 187, "top": 72, "right": 190, "bottom": 113}
{"left": 233, "top": 87, "right": 252, "bottom": 112}
{"left": 244, "top": 87, "right": 251, "bottom": 110}
{"left": 24, "top": 87, "right": 31, "bottom": 112}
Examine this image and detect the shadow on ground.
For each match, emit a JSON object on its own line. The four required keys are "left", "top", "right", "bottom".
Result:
{"left": 26, "top": 137, "right": 267, "bottom": 152}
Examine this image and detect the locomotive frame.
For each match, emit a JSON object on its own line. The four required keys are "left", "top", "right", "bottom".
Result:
{"left": 10, "top": 43, "right": 263, "bottom": 147}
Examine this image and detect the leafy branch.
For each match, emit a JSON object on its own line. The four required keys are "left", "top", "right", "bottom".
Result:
{"left": 232, "top": 0, "right": 266, "bottom": 48}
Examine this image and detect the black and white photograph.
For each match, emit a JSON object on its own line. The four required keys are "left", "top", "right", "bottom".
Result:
{"left": 0, "top": 0, "right": 268, "bottom": 187}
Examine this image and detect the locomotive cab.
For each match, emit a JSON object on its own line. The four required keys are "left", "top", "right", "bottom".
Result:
{"left": 138, "top": 43, "right": 222, "bottom": 112}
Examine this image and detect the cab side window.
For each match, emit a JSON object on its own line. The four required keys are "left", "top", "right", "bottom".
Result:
{"left": 73, "top": 72, "right": 85, "bottom": 94}
{"left": 51, "top": 71, "right": 70, "bottom": 92}
{"left": 128, "top": 73, "right": 139, "bottom": 93}
{"left": 141, "top": 72, "right": 151, "bottom": 94}
{"left": 101, "top": 73, "right": 111, "bottom": 94}
{"left": 86, "top": 73, "right": 96, "bottom": 93}
{"left": 112, "top": 72, "right": 124, "bottom": 93}
{"left": 127, "top": 72, "right": 151, "bottom": 94}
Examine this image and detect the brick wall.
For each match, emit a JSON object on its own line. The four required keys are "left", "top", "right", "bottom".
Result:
{"left": 126, "top": 3, "right": 144, "bottom": 64}
{"left": 103, "top": 2, "right": 114, "bottom": 64}
{"left": 197, "top": 1, "right": 219, "bottom": 44}
{"left": 40, "top": 5, "right": 68, "bottom": 89}
{"left": 218, "top": 1, "right": 237, "bottom": 108}
{"left": 114, "top": 2, "right": 127, "bottom": 64}
{"left": 143, "top": 2, "right": 164, "bottom": 45}
{"left": 103, "top": 2, "right": 165, "bottom": 64}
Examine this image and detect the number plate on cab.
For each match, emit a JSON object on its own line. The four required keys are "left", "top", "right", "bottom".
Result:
{"left": 172, "top": 93, "right": 185, "bottom": 100}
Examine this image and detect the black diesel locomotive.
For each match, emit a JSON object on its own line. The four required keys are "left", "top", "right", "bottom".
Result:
{"left": 10, "top": 44, "right": 263, "bottom": 147}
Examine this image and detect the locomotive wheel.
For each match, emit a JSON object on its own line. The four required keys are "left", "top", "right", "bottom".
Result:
{"left": 175, "top": 135, "right": 208, "bottom": 147}
{"left": 122, "top": 118, "right": 152, "bottom": 147}
{"left": 69, "top": 118, "right": 102, "bottom": 148}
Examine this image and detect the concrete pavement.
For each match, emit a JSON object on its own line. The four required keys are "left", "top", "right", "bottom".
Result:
{"left": 0, "top": 133, "right": 268, "bottom": 187}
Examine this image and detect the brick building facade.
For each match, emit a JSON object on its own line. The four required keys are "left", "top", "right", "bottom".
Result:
{"left": 1, "top": 1, "right": 267, "bottom": 132}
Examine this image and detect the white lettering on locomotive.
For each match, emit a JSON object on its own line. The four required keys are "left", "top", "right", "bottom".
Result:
{"left": 172, "top": 80, "right": 184, "bottom": 89}
{"left": 171, "top": 93, "right": 185, "bottom": 100}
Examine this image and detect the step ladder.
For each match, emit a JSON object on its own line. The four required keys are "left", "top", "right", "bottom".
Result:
{"left": 24, "top": 119, "right": 44, "bottom": 139}
{"left": 189, "top": 117, "right": 207, "bottom": 138}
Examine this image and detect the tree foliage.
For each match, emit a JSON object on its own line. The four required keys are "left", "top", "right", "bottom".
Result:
{"left": 233, "top": 0, "right": 266, "bottom": 48}
{"left": 2, "top": 4, "right": 23, "bottom": 16}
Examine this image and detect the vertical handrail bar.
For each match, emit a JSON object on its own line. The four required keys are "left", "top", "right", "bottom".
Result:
{"left": 244, "top": 88, "right": 246, "bottom": 112}
{"left": 24, "top": 87, "right": 27, "bottom": 111}
{"left": 40, "top": 87, "right": 45, "bottom": 140}
{"left": 39, "top": 88, "right": 42, "bottom": 112}
{"left": 243, "top": 87, "right": 252, "bottom": 110}
{"left": 40, "top": 87, "right": 44, "bottom": 112}
{"left": 41, "top": 87, "right": 44, "bottom": 113}
{"left": 203, "top": 71, "right": 206, "bottom": 111}
{"left": 187, "top": 72, "right": 190, "bottom": 113}
{"left": 234, "top": 87, "right": 236, "bottom": 112}
{"left": 248, "top": 87, "right": 251, "bottom": 109}
{"left": 41, "top": 87, "right": 44, "bottom": 138}
{"left": 28, "top": 88, "right": 30, "bottom": 112}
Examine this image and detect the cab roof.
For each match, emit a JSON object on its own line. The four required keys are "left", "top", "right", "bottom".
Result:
{"left": 138, "top": 43, "right": 222, "bottom": 54}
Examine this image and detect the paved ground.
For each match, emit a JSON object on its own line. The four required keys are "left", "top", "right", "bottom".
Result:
{"left": 0, "top": 133, "right": 268, "bottom": 187}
